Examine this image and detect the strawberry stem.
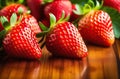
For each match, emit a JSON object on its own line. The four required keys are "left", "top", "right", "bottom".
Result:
{"left": 39, "top": 36, "right": 45, "bottom": 43}
{"left": 36, "top": 30, "right": 50, "bottom": 37}
{"left": 40, "top": 42, "right": 46, "bottom": 49}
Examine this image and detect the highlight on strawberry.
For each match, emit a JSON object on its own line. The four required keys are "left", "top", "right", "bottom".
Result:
{"left": 37, "top": 12, "right": 88, "bottom": 59}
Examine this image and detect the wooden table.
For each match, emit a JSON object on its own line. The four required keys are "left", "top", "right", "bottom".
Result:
{"left": 0, "top": 39, "right": 120, "bottom": 79}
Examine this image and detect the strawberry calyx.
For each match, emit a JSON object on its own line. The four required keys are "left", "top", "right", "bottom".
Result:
{"left": 36, "top": 11, "right": 70, "bottom": 37}
{"left": 73, "top": 0, "right": 103, "bottom": 16}
{"left": 0, "top": 13, "right": 21, "bottom": 47}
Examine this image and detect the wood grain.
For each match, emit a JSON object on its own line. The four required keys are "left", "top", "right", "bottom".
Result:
{"left": 0, "top": 40, "right": 120, "bottom": 79}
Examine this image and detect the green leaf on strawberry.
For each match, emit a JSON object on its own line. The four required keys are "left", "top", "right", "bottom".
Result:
{"left": 49, "top": 13, "right": 56, "bottom": 28}
{"left": 101, "top": 6, "right": 120, "bottom": 39}
{"left": 78, "top": 0, "right": 102, "bottom": 15}
{"left": 10, "top": 13, "right": 17, "bottom": 27}
{"left": 39, "top": 22, "right": 48, "bottom": 31}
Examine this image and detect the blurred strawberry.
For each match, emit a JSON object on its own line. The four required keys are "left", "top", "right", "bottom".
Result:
{"left": 0, "top": 3, "right": 27, "bottom": 20}
{"left": 26, "top": 0, "right": 44, "bottom": 21}
{"left": 103, "top": 0, "right": 120, "bottom": 12}
{"left": 44, "top": 0, "right": 72, "bottom": 21}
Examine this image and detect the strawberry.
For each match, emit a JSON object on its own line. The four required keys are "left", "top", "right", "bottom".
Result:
{"left": 46, "top": 22, "right": 88, "bottom": 58}
{"left": 37, "top": 13, "right": 88, "bottom": 59}
{"left": 44, "top": 0, "right": 72, "bottom": 21}
{"left": 26, "top": 0, "right": 43, "bottom": 21}
{"left": 0, "top": 3, "right": 27, "bottom": 20}
{"left": 103, "top": 0, "right": 120, "bottom": 12}
{"left": 78, "top": 10, "right": 115, "bottom": 46}
{"left": 0, "top": 13, "right": 42, "bottom": 59}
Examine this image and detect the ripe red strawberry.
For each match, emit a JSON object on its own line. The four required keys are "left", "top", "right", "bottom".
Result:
{"left": 0, "top": 3, "right": 27, "bottom": 20}
{"left": 20, "top": 14, "right": 41, "bottom": 34}
{"left": 45, "top": 22, "right": 88, "bottom": 58}
{"left": 44, "top": 0, "right": 72, "bottom": 21}
{"left": 26, "top": 0, "right": 43, "bottom": 21}
{"left": 37, "top": 13, "right": 88, "bottom": 58}
{"left": 0, "top": 14, "right": 42, "bottom": 59}
{"left": 103, "top": 0, "right": 120, "bottom": 12}
{"left": 78, "top": 10, "right": 115, "bottom": 46}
